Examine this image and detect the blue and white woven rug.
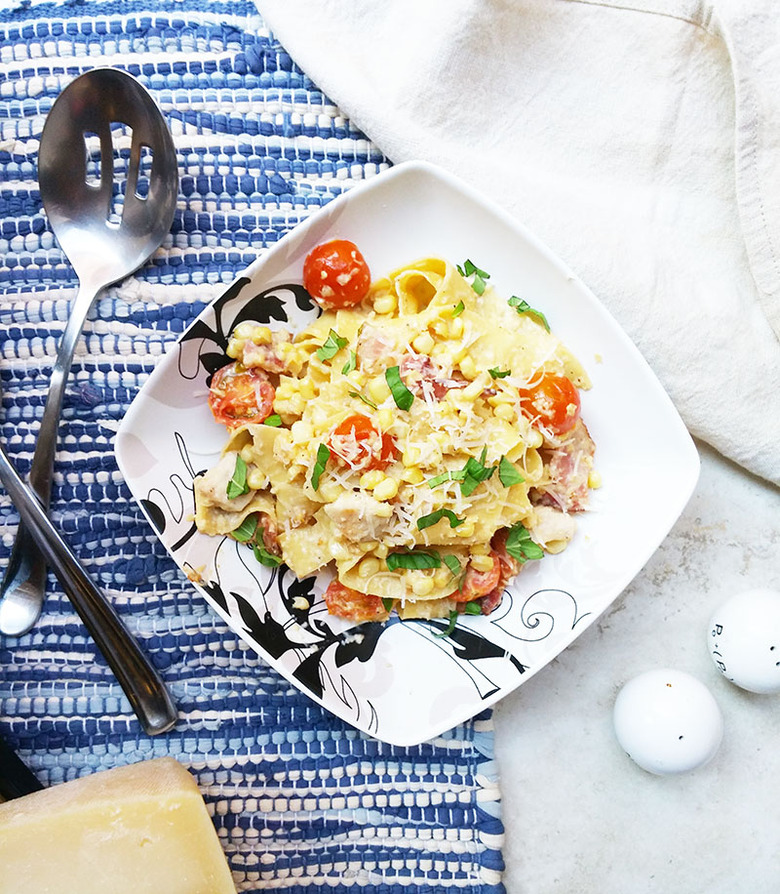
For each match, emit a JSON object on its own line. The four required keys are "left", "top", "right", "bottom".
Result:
{"left": 0, "top": 1, "right": 505, "bottom": 890}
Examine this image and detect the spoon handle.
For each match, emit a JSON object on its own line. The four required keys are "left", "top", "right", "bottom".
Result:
{"left": 0, "top": 281, "right": 102, "bottom": 636}
{"left": 0, "top": 443, "right": 178, "bottom": 737}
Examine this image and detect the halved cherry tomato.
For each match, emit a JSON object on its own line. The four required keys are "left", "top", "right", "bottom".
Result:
{"left": 303, "top": 239, "right": 371, "bottom": 309}
{"left": 454, "top": 555, "right": 501, "bottom": 603}
{"left": 517, "top": 372, "right": 581, "bottom": 435}
{"left": 328, "top": 414, "right": 397, "bottom": 471}
{"left": 208, "top": 362, "right": 275, "bottom": 430}
{"left": 323, "top": 579, "right": 390, "bottom": 623}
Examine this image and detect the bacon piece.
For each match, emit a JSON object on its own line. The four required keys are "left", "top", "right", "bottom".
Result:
{"left": 241, "top": 330, "right": 292, "bottom": 374}
{"left": 399, "top": 353, "right": 469, "bottom": 400}
{"left": 257, "top": 511, "right": 281, "bottom": 556}
{"left": 356, "top": 324, "right": 402, "bottom": 374}
{"left": 535, "top": 420, "right": 595, "bottom": 512}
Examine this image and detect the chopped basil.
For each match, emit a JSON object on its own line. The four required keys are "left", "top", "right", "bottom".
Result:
{"left": 310, "top": 443, "right": 331, "bottom": 491}
{"left": 382, "top": 597, "right": 395, "bottom": 612}
{"left": 316, "top": 329, "right": 348, "bottom": 361}
{"left": 461, "top": 447, "right": 496, "bottom": 496}
{"left": 463, "top": 601, "right": 482, "bottom": 615}
{"left": 427, "top": 469, "right": 467, "bottom": 488}
{"left": 451, "top": 300, "right": 465, "bottom": 318}
{"left": 488, "top": 366, "right": 511, "bottom": 379}
{"left": 386, "top": 550, "right": 441, "bottom": 571}
{"left": 385, "top": 365, "right": 414, "bottom": 410}
{"left": 417, "top": 508, "right": 464, "bottom": 530}
{"left": 341, "top": 350, "right": 357, "bottom": 375}
{"left": 263, "top": 413, "right": 282, "bottom": 427}
{"left": 457, "top": 259, "right": 490, "bottom": 295}
{"left": 498, "top": 455, "right": 525, "bottom": 487}
{"left": 434, "top": 610, "right": 459, "bottom": 638}
{"left": 226, "top": 454, "right": 250, "bottom": 500}
{"left": 504, "top": 522, "right": 545, "bottom": 564}
{"left": 253, "top": 538, "right": 282, "bottom": 567}
{"left": 442, "top": 554, "right": 461, "bottom": 577}
{"left": 508, "top": 295, "right": 550, "bottom": 332}
{"left": 348, "top": 390, "right": 378, "bottom": 409}
{"left": 231, "top": 513, "right": 258, "bottom": 543}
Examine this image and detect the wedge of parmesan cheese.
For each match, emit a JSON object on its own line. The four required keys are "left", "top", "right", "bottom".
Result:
{"left": 0, "top": 757, "right": 236, "bottom": 894}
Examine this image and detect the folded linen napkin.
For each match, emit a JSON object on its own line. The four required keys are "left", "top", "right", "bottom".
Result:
{"left": 257, "top": 0, "right": 780, "bottom": 488}
{"left": 0, "top": 1, "right": 503, "bottom": 890}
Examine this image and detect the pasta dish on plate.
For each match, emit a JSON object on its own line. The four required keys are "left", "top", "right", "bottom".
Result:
{"left": 194, "top": 242, "right": 598, "bottom": 624}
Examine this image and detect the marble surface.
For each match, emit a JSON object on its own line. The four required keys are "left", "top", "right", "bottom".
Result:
{"left": 494, "top": 441, "right": 780, "bottom": 894}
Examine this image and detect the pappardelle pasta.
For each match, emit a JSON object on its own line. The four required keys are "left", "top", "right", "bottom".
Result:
{"left": 194, "top": 245, "right": 598, "bottom": 624}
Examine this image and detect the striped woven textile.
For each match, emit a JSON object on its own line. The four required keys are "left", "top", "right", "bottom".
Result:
{"left": 0, "top": 1, "right": 506, "bottom": 890}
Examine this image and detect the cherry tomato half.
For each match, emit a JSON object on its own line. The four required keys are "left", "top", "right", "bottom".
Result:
{"left": 323, "top": 579, "right": 390, "bottom": 623}
{"left": 517, "top": 372, "right": 581, "bottom": 436}
{"left": 328, "top": 414, "right": 397, "bottom": 471}
{"left": 454, "top": 555, "right": 501, "bottom": 603}
{"left": 208, "top": 362, "right": 275, "bottom": 430}
{"left": 303, "top": 239, "right": 371, "bottom": 309}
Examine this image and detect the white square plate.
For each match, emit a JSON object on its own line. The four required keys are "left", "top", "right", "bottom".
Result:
{"left": 115, "top": 161, "right": 699, "bottom": 746}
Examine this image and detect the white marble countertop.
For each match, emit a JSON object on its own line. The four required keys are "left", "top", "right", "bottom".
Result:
{"left": 494, "top": 441, "right": 780, "bottom": 894}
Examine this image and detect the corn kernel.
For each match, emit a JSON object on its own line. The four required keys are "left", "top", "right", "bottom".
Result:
{"left": 247, "top": 468, "right": 268, "bottom": 490}
{"left": 432, "top": 319, "right": 449, "bottom": 337}
{"left": 373, "top": 293, "right": 397, "bottom": 315}
{"left": 359, "top": 469, "right": 386, "bottom": 490}
{"left": 460, "top": 380, "right": 483, "bottom": 402}
{"left": 450, "top": 344, "right": 468, "bottom": 364}
{"left": 250, "top": 326, "right": 272, "bottom": 345}
{"left": 588, "top": 469, "right": 602, "bottom": 489}
{"left": 412, "top": 331, "right": 435, "bottom": 355}
{"left": 290, "top": 420, "right": 313, "bottom": 442}
{"left": 233, "top": 321, "right": 256, "bottom": 340}
{"left": 401, "top": 468, "right": 424, "bottom": 485}
{"left": 456, "top": 520, "right": 475, "bottom": 538}
{"left": 434, "top": 568, "right": 453, "bottom": 588}
{"left": 493, "top": 403, "right": 515, "bottom": 421}
{"left": 374, "top": 543, "right": 389, "bottom": 559}
{"left": 458, "top": 356, "right": 477, "bottom": 380}
{"left": 319, "top": 481, "right": 343, "bottom": 502}
{"left": 373, "top": 477, "right": 399, "bottom": 501}
{"left": 470, "top": 554, "right": 495, "bottom": 573}
{"left": 449, "top": 317, "right": 464, "bottom": 338}
{"left": 368, "top": 376, "right": 391, "bottom": 403}
{"left": 275, "top": 381, "right": 296, "bottom": 400}
{"left": 330, "top": 540, "right": 351, "bottom": 561}
{"left": 411, "top": 575, "right": 435, "bottom": 597}
{"left": 358, "top": 557, "right": 381, "bottom": 578}
{"left": 526, "top": 427, "right": 544, "bottom": 449}
{"left": 377, "top": 407, "right": 394, "bottom": 430}
{"left": 402, "top": 446, "right": 421, "bottom": 467}
{"left": 347, "top": 370, "right": 366, "bottom": 387}
{"left": 470, "top": 543, "right": 490, "bottom": 556}
{"left": 226, "top": 339, "right": 245, "bottom": 359}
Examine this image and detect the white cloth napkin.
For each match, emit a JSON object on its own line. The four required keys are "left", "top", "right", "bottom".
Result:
{"left": 256, "top": 0, "right": 780, "bottom": 487}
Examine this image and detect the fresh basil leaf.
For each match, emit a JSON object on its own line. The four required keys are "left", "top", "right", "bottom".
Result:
{"left": 349, "top": 390, "right": 378, "bottom": 409}
{"left": 508, "top": 295, "right": 550, "bottom": 332}
{"left": 382, "top": 597, "right": 395, "bottom": 612}
{"left": 342, "top": 350, "right": 357, "bottom": 375}
{"left": 253, "top": 538, "right": 282, "bottom": 567}
{"left": 385, "top": 365, "right": 414, "bottom": 410}
{"left": 461, "top": 447, "right": 496, "bottom": 496}
{"left": 226, "top": 454, "right": 250, "bottom": 500}
{"left": 316, "top": 329, "right": 348, "bottom": 361}
{"left": 417, "top": 508, "right": 464, "bottom": 530}
{"left": 458, "top": 259, "right": 490, "bottom": 295}
{"left": 263, "top": 413, "right": 282, "bottom": 427}
{"left": 434, "top": 610, "right": 459, "bottom": 638}
{"left": 443, "top": 554, "right": 461, "bottom": 577}
{"left": 427, "top": 469, "right": 467, "bottom": 488}
{"left": 504, "top": 522, "right": 545, "bottom": 564}
{"left": 488, "top": 366, "right": 511, "bottom": 379}
{"left": 498, "top": 455, "right": 525, "bottom": 487}
{"left": 310, "top": 443, "right": 331, "bottom": 491}
{"left": 386, "top": 550, "right": 441, "bottom": 571}
{"left": 451, "top": 300, "right": 465, "bottom": 318}
{"left": 231, "top": 513, "right": 258, "bottom": 543}
{"left": 463, "top": 601, "right": 482, "bottom": 615}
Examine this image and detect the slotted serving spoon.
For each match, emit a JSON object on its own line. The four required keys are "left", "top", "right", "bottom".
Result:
{"left": 0, "top": 68, "right": 178, "bottom": 636}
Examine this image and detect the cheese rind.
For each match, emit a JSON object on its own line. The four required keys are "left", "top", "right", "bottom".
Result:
{"left": 0, "top": 756, "right": 236, "bottom": 894}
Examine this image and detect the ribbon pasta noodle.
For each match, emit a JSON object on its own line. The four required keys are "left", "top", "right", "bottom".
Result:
{"left": 194, "top": 253, "right": 597, "bottom": 623}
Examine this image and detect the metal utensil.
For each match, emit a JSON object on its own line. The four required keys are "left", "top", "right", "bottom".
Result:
{"left": 0, "top": 410, "right": 178, "bottom": 736}
{"left": 0, "top": 68, "right": 178, "bottom": 636}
